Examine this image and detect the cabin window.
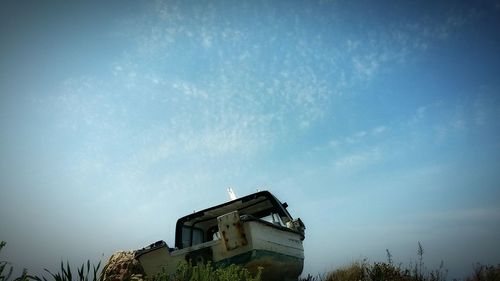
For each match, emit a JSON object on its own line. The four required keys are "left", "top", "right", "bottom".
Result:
{"left": 181, "top": 226, "right": 204, "bottom": 248}
{"left": 260, "top": 212, "right": 285, "bottom": 226}
{"left": 207, "top": 226, "right": 220, "bottom": 241}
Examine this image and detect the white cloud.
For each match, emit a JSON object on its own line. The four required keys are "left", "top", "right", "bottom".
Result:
{"left": 42, "top": 1, "right": 485, "bottom": 205}
{"left": 352, "top": 55, "right": 379, "bottom": 81}
{"left": 354, "top": 131, "right": 367, "bottom": 138}
{"left": 172, "top": 81, "right": 209, "bottom": 99}
{"left": 451, "top": 116, "right": 466, "bottom": 130}
{"left": 372, "top": 126, "right": 387, "bottom": 135}
{"left": 201, "top": 29, "right": 213, "bottom": 48}
{"left": 473, "top": 96, "right": 487, "bottom": 126}
{"left": 410, "top": 105, "right": 428, "bottom": 124}
{"left": 333, "top": 148, "right": 381, "bottom": 170}
{"left": 320, "top": 125, "right": 388, "bottom": 152}
{"left": 181, "top": 124, "right": 267, "bottom": 157}
{"left": 328, "top": 139, "right": 340, "bottom": 147}
{"left": 405, "top": 97, "right": 497, "bottom": 145}
{"left": 433, "top": 125, "right": 449, "bottom": 144}
{"left": 107, "top": 0, "right": 479, "bottom": 144}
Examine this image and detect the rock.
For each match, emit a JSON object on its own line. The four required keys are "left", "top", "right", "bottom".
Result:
{"left": 101, "top": 251, "right": 145, "bottom": 281}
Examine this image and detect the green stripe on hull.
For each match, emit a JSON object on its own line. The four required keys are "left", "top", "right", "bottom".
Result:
{"left": 216, "top": 249, "right": 303, "bottom": 266}
{"left": 216, "top": 250, "right": 304, "bottom": 281}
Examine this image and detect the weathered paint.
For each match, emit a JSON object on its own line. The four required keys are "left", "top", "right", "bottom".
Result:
{"left": 216, "top": 249, "right": 304, "bottom": 281}
{"left": 135, "top": 191, "right": 305, "bottom": 280}
{"left": 218, "top": 211, "right": 248, "bottom": 251}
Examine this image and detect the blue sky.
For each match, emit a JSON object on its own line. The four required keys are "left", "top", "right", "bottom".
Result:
{"left": 1, "top": 0, "right": 500, "bottom": 279}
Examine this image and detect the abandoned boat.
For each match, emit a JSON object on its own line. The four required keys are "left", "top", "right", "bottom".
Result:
{"left": 134, "top": 190, "right": 306, "bottom": 281}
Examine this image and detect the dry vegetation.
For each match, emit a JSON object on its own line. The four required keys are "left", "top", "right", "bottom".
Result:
{"left": 2, "top": 241, "right": 499, "bottom": 281}
{"left": 300, "top": 243, "right": 499, "bottom": 281}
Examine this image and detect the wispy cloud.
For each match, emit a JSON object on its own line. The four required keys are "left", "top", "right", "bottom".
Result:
{"left": 333, "top": 147, "right": 381, "bottom": 170}
{"left": 473, "top": 95, "right": 488, "bottom": 126}
{"left": 325, "top": 125, "right": 388, "bottom": 148}
{"left": 409, "top": 105, "right": 429, "bottom": 124}
{"left": 32, "top": 0, "right": 489, "bottom": 210}
{"left": 403, "top": 95, "right": 496, "bottom": 145}
{"left": 372, "top": 126, "right": 387, "bottom": 135}
{"left": 352, "top": 55, "right": 379, "bottom": 81}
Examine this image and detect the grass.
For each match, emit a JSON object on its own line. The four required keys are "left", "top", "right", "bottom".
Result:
{"left": 152, "top": 262, "right": 262, "bottom": 281}
{"left": 30, "top": 261, "right": 101, "bottom": 281}
{"left": 300, "top": 245, "right": 440, "bottom": 281}
{"left": 2, "top": 240, "right": 500, "bottom": 281}
{"left": 1, "top": 241, "right": 261, "bottom": 281}
{"left": 465, "top": 264, "right": 500, "bottom": 281}
{"left": 300, "top": 242, "right": 499, "bottom": 281}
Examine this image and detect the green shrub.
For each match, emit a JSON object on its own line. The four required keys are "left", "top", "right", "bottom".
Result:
{"left": 366, "top": 261, "right": 412, "bottom": 281}
{"left": 302, "top": 243, "right": 449, "bottom": 281}
{"left": 3, "top": 239, "right": 500, "bottom": 281}
{"left": 151, "top": 261, "right": 261, "bottom": 281}
{"left": 1, "top": 239, "right": 261, "bottom": 281}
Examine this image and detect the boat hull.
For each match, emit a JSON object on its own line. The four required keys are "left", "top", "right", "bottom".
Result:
{"left": 135, "top": 191, "right": 306, "bottom": 281}
{"left": 136, "top": 219, "right": 304, "bottom": 281}
{"left": 217, "top": 249, "right": 303, "bottom": 281}
{"left": 238, "top": 219, "right": 304, "bottom": 280}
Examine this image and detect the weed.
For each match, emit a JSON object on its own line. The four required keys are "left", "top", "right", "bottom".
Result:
{"left": 3, "top": 240, "right": 500, "bottom": 281}
{"left": 302, "top": 243, "right": 453, "bottom": 281}
{"left": 30, "top": 260, "right": 101, "bottom": 281}
{"left": 151, "top": 261, "right": 261, "bottom": 281}
{"left": 1, "top": 241, "right": 14, "bottom": 281}
{"left": 324, "top": 261, "right": 365, "bottom": 281}
{"left": 465, "top": 264, "right": 500, "bottom": 281}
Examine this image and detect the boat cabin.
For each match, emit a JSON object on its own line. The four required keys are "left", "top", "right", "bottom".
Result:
{"left": 175, "top": 191, "right": 298, "bottom": 249}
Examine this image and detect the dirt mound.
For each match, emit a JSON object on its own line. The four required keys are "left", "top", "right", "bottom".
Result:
{"left": 101, "top": 251, "right": 145, "bottom": 281}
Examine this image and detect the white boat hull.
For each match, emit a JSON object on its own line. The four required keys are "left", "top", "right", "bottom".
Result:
{"left": 135, "top": 191, "right": 306, "bottom": 281}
